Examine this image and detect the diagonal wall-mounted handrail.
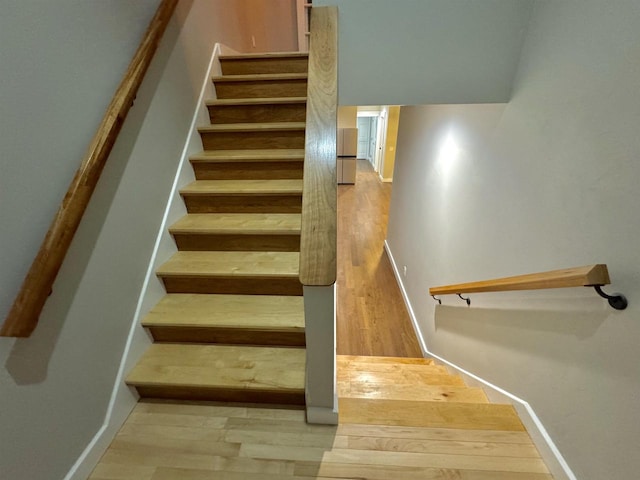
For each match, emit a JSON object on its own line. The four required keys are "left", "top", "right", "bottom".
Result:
{"left": 429, "top": 264, "right": 628, "bottom": 310}
{"left": 1, "top": 0, "right": 178, "bottom": 338}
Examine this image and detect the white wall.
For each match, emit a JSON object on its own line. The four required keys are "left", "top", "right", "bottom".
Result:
{"left": 0, "top": 1, "right": 296, "bottom": 479}
{"left": 313, "top": 0, "right": 533, "bottom": 105}
{"left": 386, "top": 2, "right": 640, "bottom": 479}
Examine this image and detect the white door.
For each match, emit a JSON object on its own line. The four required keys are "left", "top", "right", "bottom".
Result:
{"left": 374, "top": 110, "right": 387, "bottom": 174}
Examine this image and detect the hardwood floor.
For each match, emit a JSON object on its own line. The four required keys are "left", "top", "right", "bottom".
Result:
{"left": 337, "top": 159, "right": 422, "bottom": 357}
{"left": 90, "top": 399, "right": 552, "bottom": 480}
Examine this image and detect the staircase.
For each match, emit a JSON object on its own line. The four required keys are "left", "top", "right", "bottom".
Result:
{"left": 126, "top": 52, "right": 310, "bottom": 406}
{"left": 338, "top": 355, "right": 527, "bottom": 431}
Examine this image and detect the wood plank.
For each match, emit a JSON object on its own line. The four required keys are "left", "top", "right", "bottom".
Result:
{"left": 142, "top": 294, "right": 304, "bottom": 329}
{"left": 336, "top": 160, "right": 423, "bottom": 356}
{"left": 339, "top": 398, "right": 526, "bottom": 431}
{"left": 318, "top": 448, "right": 548, "bottom": 474}
{"left": 339, "top": 382, "right": 489, "bottom": 404}
{"left": 299, "top": 6, "right": 338, "bottom": 287}
{"left": 294, "top": 462, "right": 553, "bottom": 480}
{"left": 126, "top": 344, "right": 305, "bottom": 403}
{"left": 198, "top": 122, "right": 306, "bottom": 132}
{"left": 156, "top": 251, "right": 300, "bottom": 278}
{"left": 213, "top": 75, "right": 308, "bottom": 99}
{"left": 430, "top": 264, "right": 611, "bottom": 295}
{"left": 338, "top": 361, "right": 449, "bottom": 375}
{"left": 220, "top": 53, "right": 308, "bottom": 75}
{"left": 344, "top": 435, "right": 540, "bottom": 457}
{"left": 338, "top": 355, "right": 433, "bottom": 365}
{"left": 170, "top": 214, "right": 300, "bottom": 234}
{"left": 183, "top": 195, "right": 302, "bottom": 214}
{"left": 189, "top": 149, "right": 305, "bottom": 162}
{"left": 208, "top": 101, "right": 306, "bottom": 124}
{"left": 335, "top": 423, "right": 535, "bottom": 444}
{"left": 151, "top": 467, "right": 315, "bottom": 480}
{"left": 213, "top": 73, "right": 308, "bottom": 82}
{"left": 142, "top": 294, "right": 305, "bottom": 345}
{"left": 0, "top": 0, "right": 179, "bottom": 337}
{"left": 92, "top": 401, "right": 553, "bottom": 479}
{"left": 169, "top": 214, "right": 301, "bottom": 251}
{"left": 189, "top": 150, "right": 305, "bottom": 180}
{"left": 207, "top": 97, "right": 307, "bottom": 106}
{"left": 89, "top": 463, "right": 156, "bottom": 480}
{"left": 198, "top": 123, "right": 306, "bottom": 150}
{"left": 339, "top": 370, "right": 466, "bottom": 387}
{"left": 180, "top": 179, "right": 302, "bottom": 195}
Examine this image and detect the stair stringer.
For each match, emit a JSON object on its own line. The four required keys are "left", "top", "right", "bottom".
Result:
{"left": 384, "top": 239, "right": 577, "bottom": 480}
{"left": 62, "top": 42, "right": 235, "bottom": 480}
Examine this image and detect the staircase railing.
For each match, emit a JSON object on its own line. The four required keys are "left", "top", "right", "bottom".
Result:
{"left": 299, "top": 6, "right": 339, "bottom": 424}
{"left": 429, "top": 264, "right": 628, "bottom": 310}
{"left": 1, "top": 0, "right": 178, "bottom": 337}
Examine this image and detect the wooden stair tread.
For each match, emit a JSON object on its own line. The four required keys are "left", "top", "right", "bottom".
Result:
{"left": 339, "top": 381, "right": 489, "bottom": 404}
{"left": 213, "top": 73, "right": 308, "bottom": 82}
{"left": 141, "top": 294, "right": 304, "bottom": 329}
{"left": 126, "top": 344, "right": 305, "bottom": 392}
{"left": 169, "top": 213, "right": 300, "bottom": 235}
{"left": 180, "top": 179, "right": 303, "bottom": 195}
{"left": 339, "top": 362, "right": 449, "bottom": 376}
{"left": 206, "top": 97, "right": 306, "bottom": 106}
{"left": 338, "top": 355, "right": 434, "bottom": 366}
{"left": 198, "top": 122, "right": 305, "bottom": 133}
{"left": 339, "top": 369, "right": 465, "bottom": 387}
{"left": 339, "top": 398, "right": 526, "bottom": 432}
{"left": 190, "top": 149, "right": 304, "bottom": 162}
{"left": 156, "top": 251, "right": 299, "bottom": 278}
{"left": 220, "top": 52, "right": 308, "bottom": 60}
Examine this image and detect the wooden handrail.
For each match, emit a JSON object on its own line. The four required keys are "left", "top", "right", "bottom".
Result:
{"left": 1, "top": 0, "right": 178, "bottom": 338}
{"left": 299, "top": 6, "right": 338, "bottom": 286}
{"left": 430, "top": 264, "right": 611, "bottom": 295}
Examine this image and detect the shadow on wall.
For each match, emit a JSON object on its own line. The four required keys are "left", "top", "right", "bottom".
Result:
{"left": 3, "top": 14, "right": 180, "bottom": 386}
{"left": 434, "top": 302, "right": 608, "bottom": 353}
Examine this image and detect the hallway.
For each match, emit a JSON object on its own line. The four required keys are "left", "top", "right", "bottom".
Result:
{"left": 337, "top": 159, "right": 422, "bottom": 357}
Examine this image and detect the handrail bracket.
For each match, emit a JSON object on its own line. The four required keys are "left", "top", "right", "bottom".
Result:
{"left": 591, "top": 285, "right": 628, "bottom": 310}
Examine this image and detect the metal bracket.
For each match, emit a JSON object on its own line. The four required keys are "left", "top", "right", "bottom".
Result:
{"left": 431, "top": 295, "right": 442, "bottom": 305}
{"left": 592, "top": 285, "right": 628, "bottom": 310}
{"left": 457, "top": 294, "right": 471, "bottom": 306}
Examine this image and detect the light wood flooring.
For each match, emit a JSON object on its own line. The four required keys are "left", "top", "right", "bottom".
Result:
{"left": 337, "top": 159, "right": 422, "bottom": 357}
{"left": 90, "top": 355, "right": 552, "bottom": 480}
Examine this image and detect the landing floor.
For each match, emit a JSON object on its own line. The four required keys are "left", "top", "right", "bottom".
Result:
{"left": 337, "top": 160, "right": 422, "bottom": 356}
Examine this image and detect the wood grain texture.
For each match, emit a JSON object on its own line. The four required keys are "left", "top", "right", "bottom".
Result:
{"left": 0, "top": 0, "right": 178, "bottom": 337}
{"left": 190, "top": 149, "right": 305, "bottom": 180}
{"left": 207, "top": 98, "right": 306, "bottom": 124}
{"left": 213, "top": 75, "right": 308, "bottom": 99}
{"left": 90, "top": 400, "right": 552, "bottom": 480}
{"left": 339, "top": 398, "right": 525, "bottom": 432}
{"left": 169, "top": 213, "right": 301, "bottom": 251}
{"left": 142, "top": 294, "right": 305, "bottom": 345}
{"left": 220, "top": 53, "right": 308, "bottom": 75}
{"left": 198, "top": 122, "right": 306, "bottom": 150}
{"left": 126, "top": 344, "right": 305, "bottom": 401}
{"left": 429, "top": 264, "right": 611, "bottom": 295}
{"left": 299, "top": 6, "right": 338, "bottom": 286}
{"left": 337, "top": 161, "right": 423, "bottom": 356}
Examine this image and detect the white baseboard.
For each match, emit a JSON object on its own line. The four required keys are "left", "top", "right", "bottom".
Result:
{"left": 379, "top": 174, "right": 393, "bottom": 183}
{"left": 63, "top": 42, "right": 226, "bottom": 480}
{"left": 383, "top": 240, "right": 576, "bottom": 480}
